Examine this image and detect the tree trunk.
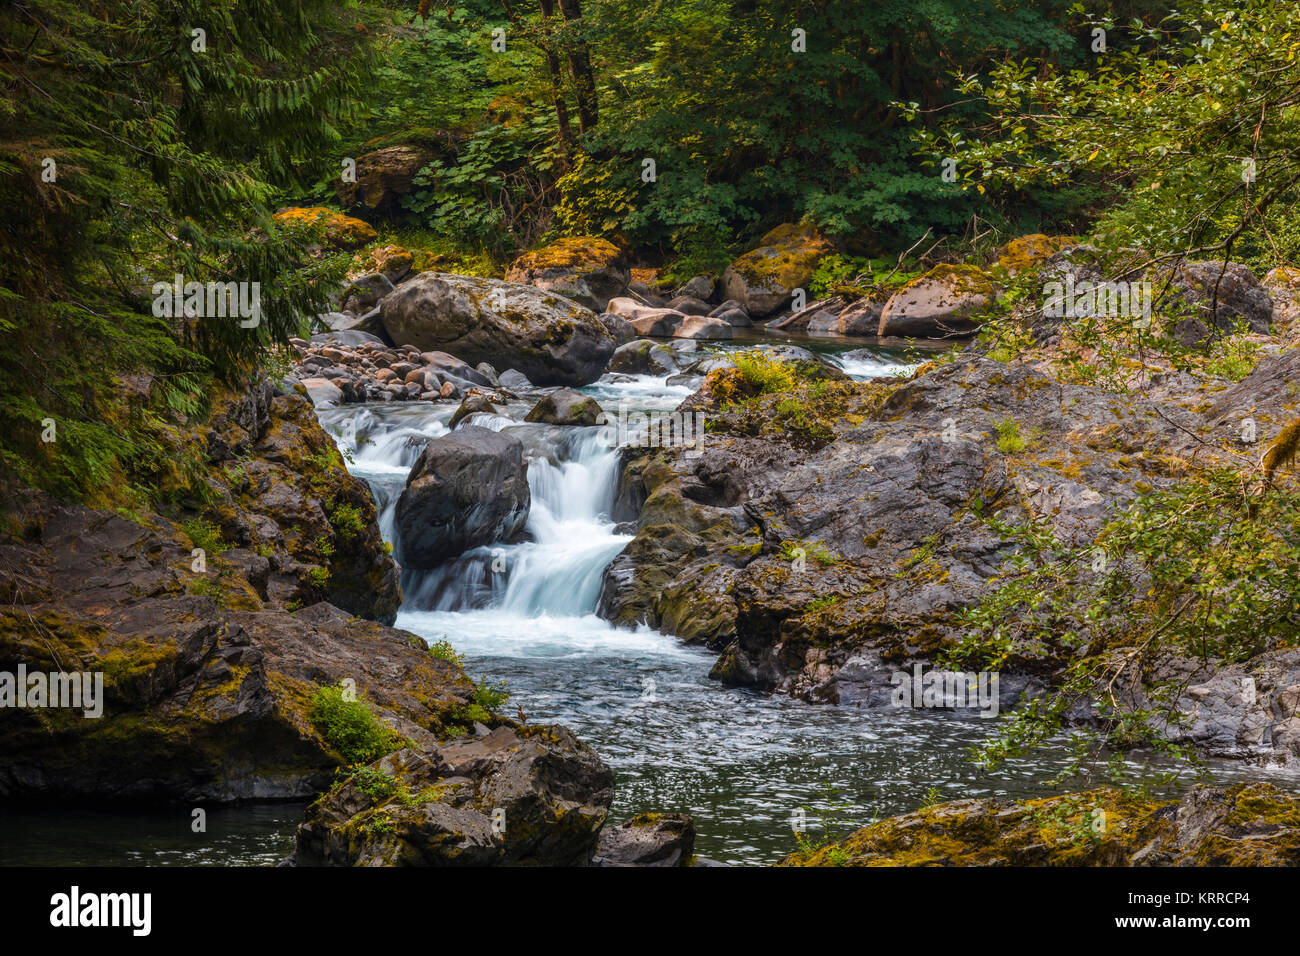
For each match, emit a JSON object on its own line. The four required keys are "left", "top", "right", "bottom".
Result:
{"left": 500, "top": 0, "right": 574, "bottom": 165}
{"left": 557, "top": 0, "right": 598, "bottom": 133}
{"left": 537, "top": 0, "right": 575, "bottom": 163}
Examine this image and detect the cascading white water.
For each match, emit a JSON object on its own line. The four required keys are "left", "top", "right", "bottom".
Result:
{"left": 399, "top": 422, "right": 630, "bottom": 617}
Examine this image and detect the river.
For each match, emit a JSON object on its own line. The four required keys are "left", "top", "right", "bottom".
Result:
{"left": 5, "top": 335, "right": 1290, "bottom": 866}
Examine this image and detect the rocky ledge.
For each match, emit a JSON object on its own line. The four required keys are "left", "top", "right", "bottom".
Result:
{"left": 0, "top": 379, "right": 668, "bottom": 865}
{"left": 783, "top": 783, "right": 1300, "bottom": 866}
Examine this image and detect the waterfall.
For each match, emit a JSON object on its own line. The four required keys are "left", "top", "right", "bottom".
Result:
{"left": 318, "top": 400, "right": 630, "bottom": 620}
{"left": 399, "top": 423, "right": 630, "bottom": 616}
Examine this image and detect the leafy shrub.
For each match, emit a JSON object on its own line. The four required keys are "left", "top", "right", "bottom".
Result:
{"left": 993, "top": 418, "right": 1028, "bottom": 454}
{"left": 181, "top": 518, "right": 226, "bottom": 554}
{"left": 309, "top": 682, "right": 401, "bottom": 765}
{"left": 730, "top": 351, "right": 799, "bottom": 395}
{"left": 427, "top": 640, "right": 465, "bottom": 667}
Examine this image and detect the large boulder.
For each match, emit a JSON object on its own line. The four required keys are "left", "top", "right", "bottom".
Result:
{"left": 419, "top": 350, "right": 493, "bottom": 388}
{"left": 273, "top": 207, "right": 377, "bottom": 250}
{"left": 395, "top": 427, "right": 531, "bottom": 568}
{"left": 505, "top": 237, "right": 630, "bottom": 312}
{"left": 720, "top": 223, "right": 833, "bottom": 317}
{"left": 878, "top": 264, "right": 999, "bottom": 337}
{"left": 608, "top": 339, "right": 686, "bottom": 375}
{"left": 712, "top": 307, "right": 752, "bottom": 327}
{"left": 300, "top": 377, "right": 343, "bottom": 406}
{"left": 678, "top": 275, "right": 716, "bottom": 301}
{"left": 380, "top": 272, "right": 616, "bottom": 386}
{"left": 673, "top": 315, "right": 734, "bottom": 340}
{"left": 667, "top": 295, "right": 713, "bottom": 316}
{"left": 290, "top": 725, "right": 616, "bottom": 866}
{"left": 595, "top": 311, "right": 637, "bottom": 344}
{"left": 1161, "top": 260, "right": 1274, "bottom": 344}
{"left": 335, "top": 144, "right": 434, "bottom": 216}
{"left": 606, "top": 297, "right": 687, "bottom": 336}
{"left": 834, "top": 297, "right": 886, "bottom": 335}
{"left": 340, "top": 273, "right": 394, "bottom": 313}
{"left": 525, "top": 389, "right": 604, "bottom": 426}
{"left": 767, "top": 296, "right": 844, "bottom": 332}
{"left": 449, "top": 394, "right": 503, "bottom": 429}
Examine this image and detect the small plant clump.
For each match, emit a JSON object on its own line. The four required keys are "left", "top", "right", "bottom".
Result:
{"left": 309, "top": 682, "right": 403, "bottom": 765}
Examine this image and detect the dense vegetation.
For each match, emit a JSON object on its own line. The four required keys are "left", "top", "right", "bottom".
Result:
{"left": 12, "top": 0, "right": 1285, "bottom": 505}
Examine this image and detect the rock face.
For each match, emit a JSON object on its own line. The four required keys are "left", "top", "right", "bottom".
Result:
{"left": 878, "top": 264, "right": 999, "bottom": 337}
{"left": 525, "top": 388, "right": 604, "bottom": 426}
{"left": 721, "top": 223, "right": 833, "bottom": 317}
{"left": 834, "top": 297, "right": 886, "bottom": 335}
{"left": 290, "top": 725, "right": 615, "bottom": 866}
{"left": 0, "top": 583, "right": 472, "bottom": 802}
{"left": 199, "top": 382, "right": 401, "bottom": 623}
{"left": 1161, "top": 260, "right": 1274, "bottom": 344}
{"left": 505, "top": 237, "right": 630, "bottom": 312}
{"left": 598, "top": 336, "right": 1300, "bottom": 719}
{"left": 395, "top": 427, "right": 530, "bottom": 568}
{"left": 1263, "top": 266, "right": 1300, "bottom": 336}
{"left": 380, "top": 272, "right": 616, "bottom": 386}
{"left": 593, "top": 813, "right": 696, "bottom": 867}
{"left": 272, "top": 207, "right": 377, "bottom": 249}
{"left": 334, "top": 144, "right": 433, "bottom": 216}
{"left": 783, "top": 784, "right": 1300, "bottom": 866}
{"left": 0, "top": 382, "right": 464, "bottom": 804}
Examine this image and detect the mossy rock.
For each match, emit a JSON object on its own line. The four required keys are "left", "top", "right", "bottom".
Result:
{"left": 720, "top": 223, "right": 834, "bottom": 317}
{"left": 781, "top": 783, "right": 1300, "bottom": 867}
{"left": 273, "top": 207, "right": 377, "bottom": 250}
{"left": 878, "top": 264, "right": 1001, "bottom": 338}
{"left": 505, "top": 237, "right": 630, "bottom": 312}
{"left": 990, "top": 234, "right": 1079, "bottom": 276}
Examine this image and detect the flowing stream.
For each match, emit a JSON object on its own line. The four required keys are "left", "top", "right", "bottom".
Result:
{"left": 5, "top": 338, "right": 1290, "bottom": 866}
{"left": 312, "top": 338, "right": 1291, "bottom": 865}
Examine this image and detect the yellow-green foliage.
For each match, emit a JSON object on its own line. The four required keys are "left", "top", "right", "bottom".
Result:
{"left": 1263, "top": 415, "right": 1300, "bottom": 481}
{"left": 308, "top": 682, "right": 402, "bottom": 765}
{"left": 729, "top": 350, "right": 799, "bottom": 395}
{"left": 993, "top": 417, "right": 1028, "bottom": 454}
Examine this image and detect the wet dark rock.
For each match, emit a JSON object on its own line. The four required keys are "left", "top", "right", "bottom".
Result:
{"left": 290, "top": 725, "right": 615, "bottom": 866}
{"left": 395, "top": 427, "right": 530, "bottom": 568}
{"left": 525, "top": 388, "right": 604, "bottom": 426}
{"left": 593, "top": 813, "right": 695, "bottom": 867}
